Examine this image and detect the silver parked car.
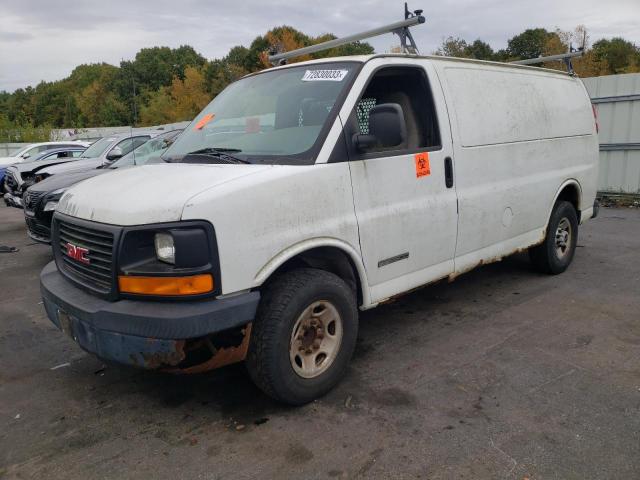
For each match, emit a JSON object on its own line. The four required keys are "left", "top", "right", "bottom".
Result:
{"left": 34, "top": 130, "right": 163, "bottom": 181}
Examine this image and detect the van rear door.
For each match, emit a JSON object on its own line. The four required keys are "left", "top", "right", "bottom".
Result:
{"left": 344, "top": 60, "right": 457, "bottom": 303}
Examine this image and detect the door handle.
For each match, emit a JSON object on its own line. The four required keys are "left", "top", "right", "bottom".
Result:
{"left": 444, "top": 157, "right": 454, "bottom": 188}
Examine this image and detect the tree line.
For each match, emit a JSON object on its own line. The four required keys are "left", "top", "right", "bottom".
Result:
{"left": 0, "top": 25, "right": 638, "bottom": 141}
{"left": 435, "top": 26, "right": 640, "bottom": 77}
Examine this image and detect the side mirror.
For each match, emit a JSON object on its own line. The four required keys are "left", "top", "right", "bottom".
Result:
{"left": 21, "top": 152, "right": 31, "bottom": 159}
{"left": 106, "top": 146, "right": 123, "bottom": 161}
{"left": 352, "top": 103, "right": 407, "bottom": 152}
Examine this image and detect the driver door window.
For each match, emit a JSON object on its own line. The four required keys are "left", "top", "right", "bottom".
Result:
{"left": 349, "top": 67, "right": 441, "bottom": 157}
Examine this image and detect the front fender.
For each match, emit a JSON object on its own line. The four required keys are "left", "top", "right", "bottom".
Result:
{"left": 253, "top": 237, "right": 374, "bottom": 309}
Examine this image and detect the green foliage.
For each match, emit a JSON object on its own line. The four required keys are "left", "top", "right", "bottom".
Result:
{"left": 507, "top": 28, "right": 552, "bottom": 59}
{"left": 0, "top": 113, "right": 53, "bottom": 142}
{"left": 465, "top": 40, "right": 495, "bottom": 60}
{"left": 592, "top": 38, "right": 640, "bottom": 74}
{"left": 433, "top": 26, "right": 638, "bottom": 76}
{"left": 435, "top": 36, "right": 469, "bottom": 57}
{"left": 435, "top": 37, "right": 496, "bottom": 60}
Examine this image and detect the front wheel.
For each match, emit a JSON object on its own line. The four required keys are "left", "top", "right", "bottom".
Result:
{"left": 246, "top": 268, "right": 358, "bottom": 405}
{"left": 529, "top": 200, "right": 578, "bottom": 274}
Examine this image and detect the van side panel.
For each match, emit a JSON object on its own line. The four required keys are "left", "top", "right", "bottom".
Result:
{"left": 432, "top": 61, "right": 599, "bottom": 274}
{"left": 444, "top": 67, "right": 594, "bottom": 147}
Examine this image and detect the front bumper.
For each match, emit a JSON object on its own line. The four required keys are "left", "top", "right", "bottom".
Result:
{"left": 25, "top": 211, "right": 52, "bottom": 244}
{"left": 41, "top": 261, "right": 260, "bottom": 372}
{"left": 3, "top": 192, "right": 23, "bottom": 209}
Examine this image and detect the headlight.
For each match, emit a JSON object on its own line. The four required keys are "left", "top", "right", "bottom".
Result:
{"left": 118, "top": 222, "right": 217, "bottom": 298}
{"left": 154, "top": 232, "right": 175, "bottom": 264}
{"left": 43, "top": 201, "right": 58, "bottom": 212}
{"left": 43, "top": 188, "right": 67, "bottom": 212}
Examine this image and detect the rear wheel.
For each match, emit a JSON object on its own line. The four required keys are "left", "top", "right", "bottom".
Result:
{"left": 529, "top": 200, "right": 578, "bottom": 274}
{"left": 246, "top": 268, "right": 358, "bottom": 405}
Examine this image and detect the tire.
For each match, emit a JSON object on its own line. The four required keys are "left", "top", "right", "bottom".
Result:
{"left": 529, "top": 200, "right": 578, "bottom": 274}
{"left": 246, "top": 268, "right": 358, "bottom": 405}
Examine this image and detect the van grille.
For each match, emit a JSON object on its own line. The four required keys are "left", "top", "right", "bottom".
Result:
{"left": 57, "top": 218, "right": 115, "bottom": 294}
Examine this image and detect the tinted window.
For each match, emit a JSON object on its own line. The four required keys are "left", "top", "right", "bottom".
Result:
{"left": 81, "top": 137, "right": 114, "bottom": 158}
{"left": 22, "top": 146, "right": 41, "bottom": 158}
{"left": 115, "top": 136, "right": 150, "bottom": 156}
{"left": 112, "top": 130, "right": 182, "bottom": 167}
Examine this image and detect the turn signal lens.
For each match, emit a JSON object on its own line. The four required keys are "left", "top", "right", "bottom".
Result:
{"left": 119, "top": 274, "right": 214, "bottom": 296}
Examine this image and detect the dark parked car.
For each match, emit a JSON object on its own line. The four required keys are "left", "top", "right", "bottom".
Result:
{"left": 3, "top": 146, "right": 88, "bottom": 207}
{"left": 23, "top": 130, "right": 182, "bottom": 243}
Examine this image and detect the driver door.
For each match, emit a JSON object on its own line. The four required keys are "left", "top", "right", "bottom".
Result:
{"left": 344, "top": 60, "right": 457, "bottom": 303}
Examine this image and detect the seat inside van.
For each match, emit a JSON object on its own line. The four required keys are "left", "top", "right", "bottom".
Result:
{"left": 357, "top": 67, "right": 441, "bottom": 151}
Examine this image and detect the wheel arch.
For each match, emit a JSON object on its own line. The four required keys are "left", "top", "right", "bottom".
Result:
{"left": 550, "top": 179, "right": 583, "bottom": 223}
{"left": 253, "top": 238, "right": 372, "bottom": 308}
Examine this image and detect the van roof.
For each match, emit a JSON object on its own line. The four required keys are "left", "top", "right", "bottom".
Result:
{"left": 262, "top": 53, "right": 574, "bottom": 78}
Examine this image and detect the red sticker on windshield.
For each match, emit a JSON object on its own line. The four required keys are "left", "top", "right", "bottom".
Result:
{"left": 245, "top": 117, "right": 260, "bottom": 133}
{"left": 194, "top": 113, "right": 215, "bottom": 130}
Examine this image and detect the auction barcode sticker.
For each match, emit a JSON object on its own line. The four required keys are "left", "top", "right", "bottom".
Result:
{"left": 302, "top": 69, "right": 348, "bottom": 82}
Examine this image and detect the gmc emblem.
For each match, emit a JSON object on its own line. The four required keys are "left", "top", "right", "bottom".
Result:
{"left": 65, "top": 243, "right": 90, "bottom": 264}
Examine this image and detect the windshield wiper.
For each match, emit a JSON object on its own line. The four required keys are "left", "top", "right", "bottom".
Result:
{"left": 186, "top": 147, "right": 250, "bottom": 164}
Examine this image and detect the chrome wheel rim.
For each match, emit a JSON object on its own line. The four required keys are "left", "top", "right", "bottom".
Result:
{"left": 289, "top": 300, "right": 343, "bottom": 379}
{"left": 555, "top": 217, "right": 572, "bottom": 258}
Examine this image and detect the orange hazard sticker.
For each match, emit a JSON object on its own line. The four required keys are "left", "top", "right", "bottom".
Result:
{"left": 414, "top": 152, "right": 430, "bottom": 178}
{"left": 194, "top": 113, "right": 215, "bottom": 130}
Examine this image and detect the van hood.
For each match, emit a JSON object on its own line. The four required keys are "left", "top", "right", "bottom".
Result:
{"left": 57, "top": 163, "right": 272, "bottom": 225}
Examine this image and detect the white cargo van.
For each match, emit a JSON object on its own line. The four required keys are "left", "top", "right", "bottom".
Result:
{"left": 41, "top": 54, "right": 599, "bottom": 404}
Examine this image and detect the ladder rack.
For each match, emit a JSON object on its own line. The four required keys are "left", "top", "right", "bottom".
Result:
{"left": 510, "top": 49, "right": 585, "bottom": 75}
{"left": 268, "top": 3, "right": 425, "bottom": 66}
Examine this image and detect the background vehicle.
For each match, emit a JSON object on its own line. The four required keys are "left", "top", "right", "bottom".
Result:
{"left": 4, "top": 147, "right": 88, "bottom": 205}
{"left": 40, "top": 53, "right": 599, "bottom": 405}
{"left": 23, "top": 130, "right": 182, "bottom": 243}
{"left": 3, "top": 146, "right": 88, "bottom": 206}
{"left": 34, "top": 131, "right": 162, "bottom": 181}
{"left": 0, "top": 141, "right": 90, "bottom": 168}
{"left": 0, "top": 142, "right": 90, "bottom": 194}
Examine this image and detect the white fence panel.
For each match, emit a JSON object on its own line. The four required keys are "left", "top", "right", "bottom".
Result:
{"left": 583, "top": 73, "right": 640, "bottom": 195}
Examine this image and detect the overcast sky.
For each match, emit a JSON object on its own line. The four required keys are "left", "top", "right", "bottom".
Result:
{"left": 1, "top": 0, "right": 639, "bottom": 92}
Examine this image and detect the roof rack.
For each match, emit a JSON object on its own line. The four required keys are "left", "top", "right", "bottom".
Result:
{"left": 268, "top": 3, "right": 425, "bottom": 66}
{"left": 510, "top": 47, "right": 585, "bottom": 75}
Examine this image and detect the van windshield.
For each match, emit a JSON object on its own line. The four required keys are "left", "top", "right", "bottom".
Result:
{"left": 163, "top": 62, "right": 358, "bottom": 165}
